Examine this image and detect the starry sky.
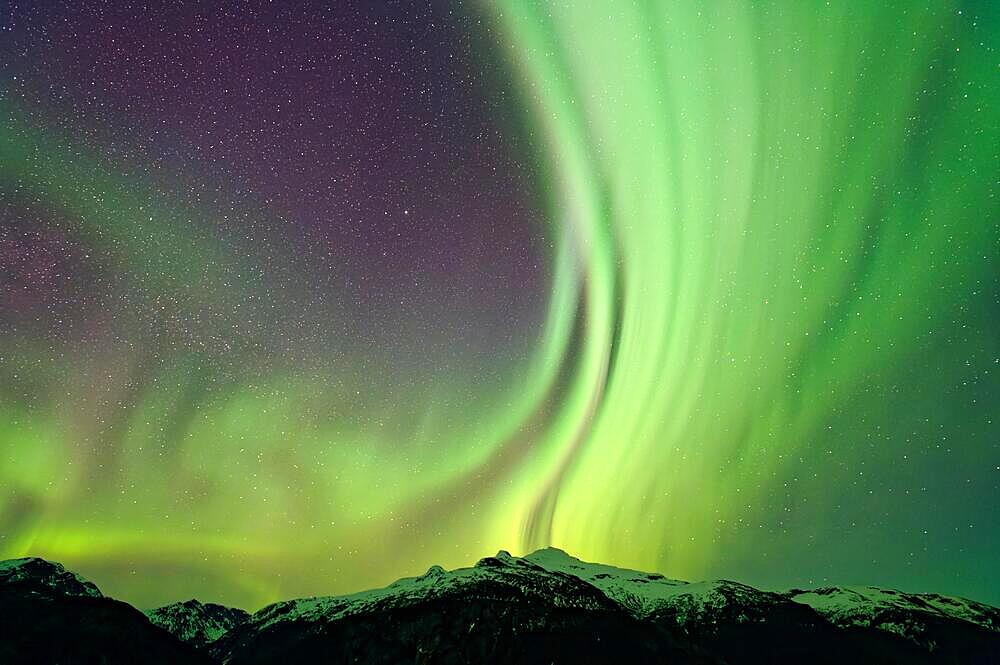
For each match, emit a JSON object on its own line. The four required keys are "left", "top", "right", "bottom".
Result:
{"left": 1, "top": 0, "right": 997, "bottom": 610}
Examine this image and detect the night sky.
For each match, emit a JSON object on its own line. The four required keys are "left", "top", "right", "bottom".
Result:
{"left": 1, "top": 0, "right": 998, "bottom": 610}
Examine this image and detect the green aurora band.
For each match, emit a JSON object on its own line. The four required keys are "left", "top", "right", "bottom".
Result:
{"left": 490, "top": 0, "right": 998, "bottom": 591}
{"left": 1, "top": 0, "right": 998, "bottom": 609}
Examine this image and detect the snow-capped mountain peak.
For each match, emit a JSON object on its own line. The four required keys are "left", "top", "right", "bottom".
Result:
{"left": 146, "top": 598, "right": 250, "bottom": 648}
{"left": 787, "top": 585, "right": 1000, "bottom": 648}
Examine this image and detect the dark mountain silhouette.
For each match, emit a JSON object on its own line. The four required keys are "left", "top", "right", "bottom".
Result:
{"left": 1, "top": 550, "right": 997, "bottom": 664}
{"left": 0, "top": 558, "right": 211, "bottom": 664}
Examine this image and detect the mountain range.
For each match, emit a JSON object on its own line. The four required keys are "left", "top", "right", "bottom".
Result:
{"left": 1, "top": 549, "right": 997, "bottom": 663}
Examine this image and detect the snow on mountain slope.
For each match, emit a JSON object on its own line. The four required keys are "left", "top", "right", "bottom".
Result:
{"left": 0, "top": 557, "right": 213, "bottom": 664}
{"left": 213, "top": 550, "right": 692, "bottom": 664}
{"left": 788, "top": 585, "right": 1000, "bottom": 645}
{"left": 525, "top": 548, "right": 810, "bottom": 627}
{"left": 3, "top": 552, "right": 994, "bottom": 664}
{"left": 524, "top": 547, "right": 688, "bottom": 616}
{"left": 246, "top": 550, "right": 618, "bottom": 632}
{"left": 0, "top": 557, "right": 102, "bottom": 598}
{"left": 526, "top": 547, "right": 1000, "bottom": 638}
{"left": 146, "top": 599, "right": 250, "bottom": 648}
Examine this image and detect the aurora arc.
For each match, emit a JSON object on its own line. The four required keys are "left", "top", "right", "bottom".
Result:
{"left": 0, "top": 0, "right": 997, "bottom": 609}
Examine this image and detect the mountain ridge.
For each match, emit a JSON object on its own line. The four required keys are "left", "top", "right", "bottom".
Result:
{"left": 1, "top": 550, "right": 997, "bottom": 664}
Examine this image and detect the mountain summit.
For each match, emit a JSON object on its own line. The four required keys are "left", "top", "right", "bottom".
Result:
{"left": 146, "top": 599, "right": 251, "bottom": 648}
{"left": 0, "top": 550, "right": 997, "bottom": 664}
{"left": 0, "top": 557, "right": 103, "bottom": 598}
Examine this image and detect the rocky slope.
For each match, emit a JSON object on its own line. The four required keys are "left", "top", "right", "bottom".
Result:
{"left": 0, "top": 556, "right": 103, "bottom": 598}
{"left": 788, "top": 584, "right": 1000, "bottom": 659}
{"left": 147, "top": 598, "right": 250, "bottom": 648}
{"left": 210, "top": 550, "right": 701, "bottom": 664}
{"left": 1, "top": 550, "right": 997, "bottom": 664}
{"left": 526, "top": 548, "right": 998, "bottom": 664}
{"left": 0, "top": 557, "right": 211, "bottom": 664}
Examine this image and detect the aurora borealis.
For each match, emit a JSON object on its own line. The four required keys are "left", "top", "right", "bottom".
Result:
{"left": 1, "top": 0, "right": 998, "bottom": 612}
